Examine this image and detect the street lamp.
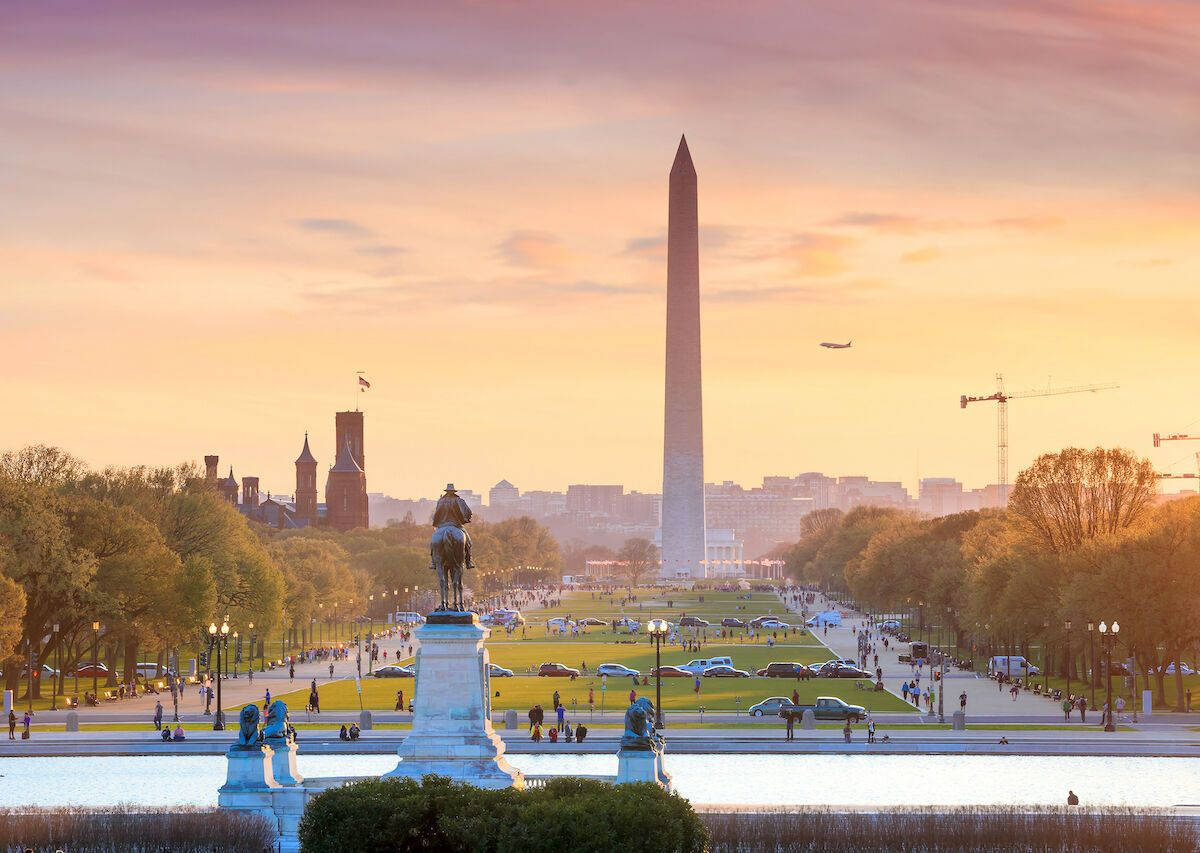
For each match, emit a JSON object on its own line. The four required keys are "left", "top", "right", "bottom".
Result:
{"left": 647, "top": 618, "right": 670, "bottom": 729}
{"left": 1087, "top": 622, "right": 1096, "bottom": 708}
{"left": 211, "top": 619, "right": 230, "bottom": 730}
{"left": 231, "top": 630, "right": 239, "bottom": 679}
{"left": 91, "top": 621, "right": 101, "bottom": 703}
{"left": 1064, "top": 620, "right": 1072, "bottom": 701}
{"left": 1042, "top": 620, "right": 1050, "bottom": 693}
{"left": 1099, "top": 621, "right": 1119, "bottom": 732}
{"left": 247, "top": 621, "right": 256, "bottom": 677}
{"left": 51, "top": 623, "right": 60, "bottom": 710}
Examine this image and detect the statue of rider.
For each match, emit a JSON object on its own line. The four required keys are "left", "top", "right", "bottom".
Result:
{"left": 432, "top": 483, "right": 475, "bottom": 569}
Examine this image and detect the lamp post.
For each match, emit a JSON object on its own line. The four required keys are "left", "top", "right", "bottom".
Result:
{"left": 91, "top": 621, "right": 101, "bottom": 703}
{"left": 1064, "top": 620, "right": 1072, "bottom": 701}
{"left": 51, "top": 623, "right": 60, "bottom": 710}
{"left": 231, "top": 630, "right": 240, "bottom": 679}
{"left": 1042, "top": 620, "right": 1050, "bottom": 693}
{"left": 1087, "top": 622, "right": 1096, "bottom": 708}
{"left": 1099, "top": 620, "right": 1119, "bottom": 732}
{"left": 26, "top": 638, "right": 34, "bottom": 714}
{"left": 647, "top": 618, "right": 669, "bottom": 729}
{"left": 248, "top": 622, "right": 256, "bottom": 678}
{"left": 211, "top": 619, "right": 230, "bottom": 730}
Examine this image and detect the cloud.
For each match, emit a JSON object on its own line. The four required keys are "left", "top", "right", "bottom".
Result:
{"left": 708, "top": 278, "right": 884, "bottom": 304}
{"left": 826, "top": 212, "right": 924, "bottom": 233}
{"left": 622, "top": 226, "right": 736, "bottom": 261}
{"left": 355, "top": 244, "right": 405, "bottom": 257}
{"left": 497, "top": 230, "right": 571, "bottom": 269}
{"left": 294, "top": 218, "right": 375, "bottom": 238}
{"left": 901, "top": 247, "right": 941, "bottom": 264}
{"left": 622, "top": 233, "right": 667, "bottom": 259}
{"left": 778, "top": 232, "right": 857, "bottom": 277}
{"left": 990, "top": 215, "right": 1062, "bottom": 231}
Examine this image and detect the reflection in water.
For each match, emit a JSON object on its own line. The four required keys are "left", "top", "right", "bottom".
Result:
{"left": 0, "top": 754, "right": 1197, "bottom": 809}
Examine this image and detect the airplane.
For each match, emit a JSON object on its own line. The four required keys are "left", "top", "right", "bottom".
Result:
{"left": 820, "top": 341, "right": 852, "bottom": 349}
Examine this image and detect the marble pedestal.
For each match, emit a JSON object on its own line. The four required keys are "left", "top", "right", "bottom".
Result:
{"left": 217, "top": 744, "right": 279, "bottom": 820}
{"left": 383, "top": 612, "right": 523, "bottom": 789}
{"left": 266, "top": 738, "right": 303, "bottom": 786}
{"left": 616, "top": 747, "right": 672, "bottom": 791}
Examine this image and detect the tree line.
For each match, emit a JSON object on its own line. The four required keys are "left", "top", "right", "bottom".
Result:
{"left": 0, "top": 445, "right": 561, "bottom": 697}
{"left": 782, "top": 447, "right": 1200, "bottom": 710}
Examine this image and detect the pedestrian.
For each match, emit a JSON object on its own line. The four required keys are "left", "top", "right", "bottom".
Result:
{"left": 289, "top": 663, "right": 295, "bottom": 682}
{"left": 629, "top": 688, "right": 637, "bottom": 704}
{"left": 785, "top": 711, "right": 795, "bottom": 741}
{"left": 22, "top": 711, "right": 32, "bottom": 739}
{"left": 531, "top": 723, "right": 542, "bottom": 742}
{"left": 842, "top": 719, "right": 852, "bottom": 743}
{"left": 959, "top": 691, "right": 967, "bottom": 711}
{"left": 309, "top": 685, "right": 320, "bottom": 714}
{"left": 901, "top": 682, "right": 909, "bottom": 703}
{"left": 247, "top": 668, "right": 253, "bottom": 685}
{"left": 553, "top": 689, "right": 561, "bottom": 710}
{"left": 576, "top": 723, "right": 588, "bottom": 743}
{"left": 1062, "top": 698, "right": 1072, "bottom": 721}
{"left": 791, "top": 689, "right": 799, "bottom": 705}
{"left": 204, "top": 686, "right": 213, "bottom": 715}
{"left": 556, "top": 703, "right": 565, "bottom": 728}
{"left": 867, "top": 718, "right": 876, "bottom": 743}
{"left": 153, "top": 700, "right": 163, "bottom": 730}
{"left": 1077, "top": 696, "right": 1087, "bottom": 723}
{"left": 329, "top": 662, "right": 335, "bottom": 679}
{"left": 7, "top": 710, "right": 15, "bottom": 740}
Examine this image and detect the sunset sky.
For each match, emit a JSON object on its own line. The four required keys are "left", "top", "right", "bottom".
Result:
{"left": 3, "top": 1, "right": 1198, "bottom": 499}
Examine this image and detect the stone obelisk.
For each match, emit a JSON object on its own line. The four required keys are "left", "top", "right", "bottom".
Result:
{"left": 661, "top": 135, "right": 706, "bottom": 579}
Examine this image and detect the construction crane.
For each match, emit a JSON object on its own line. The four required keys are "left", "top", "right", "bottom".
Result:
{"left": 960, "top": 374, "right": 1119, "bottom": 500}
{"left": 1151, "top": 432, "right": 1200, "bottom": 481}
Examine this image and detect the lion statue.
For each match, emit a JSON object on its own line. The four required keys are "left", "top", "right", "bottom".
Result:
{"left": 620, "top": 696, "right": 662, "bottom": 751}
{"left": 262, "top": 699, "right": 291, "bottom": 743}
{"left": 235, "top": 703, "right": 261, "bottom": 747}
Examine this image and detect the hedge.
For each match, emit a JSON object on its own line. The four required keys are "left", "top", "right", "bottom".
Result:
{"left": 298, "top": 776, "right": 709, "bottom": 853}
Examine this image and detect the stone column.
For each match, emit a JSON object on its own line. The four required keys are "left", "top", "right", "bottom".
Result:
{"left": 383, "top": 612, "right": 523, "bottom": 789}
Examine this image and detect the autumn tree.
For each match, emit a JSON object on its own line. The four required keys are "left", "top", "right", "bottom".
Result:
{"left": 1008, "top": 447, "right": 1157, "bottom": 554}
{"left": 616, "top": 537, "right": 659, "bottom": 588}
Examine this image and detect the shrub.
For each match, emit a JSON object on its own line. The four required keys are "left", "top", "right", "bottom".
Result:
{"left": 0, "top": 805, "right": 275, "bottom": 852}
{"left": 298, "top": 776, "right": 709, "bottom": 853}
{"left": 701, "top": 806, "right": 1197, "bottom": 853}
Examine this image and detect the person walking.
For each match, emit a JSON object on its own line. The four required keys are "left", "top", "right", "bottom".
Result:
{"left": 204, "top": 686, "right": 213, "bottom": 715}
{"left": 153, "top": 700, "right": 163, "bottom": 731}
{"left": 329, "top": 662, "right": 335, "bottom": 679}
{"left": 7, "top": 710, "right": 15, "bottom": 740}
{"left": 556, "top": 702, "right": 565, "bottom": 729}
{"left": 785, "top": 710, "right": 795, "bottom": 741}
{"left": 21, "top": 711, "right": 32, "bottom": 739}
{"left": 1077, "top": 695, "right": 1087, "bottom": 723}
{"left": 901, "top": 681, "right": 909, "bottom": 703}
{"left": 1062, "top": 698, "right": 1072, "bottom": 721}
{"left": 867, "top": 717, "right": 876, "bottom": 743}
{"left": 309, "top": 684, "right": 320, "bottom": 714}
{"left": 553, "top": 689, "right": 561, "bottom": 710}
{"left": 842, "top": 719, "right": 852, "bottom": 743}
{"left": 959, "top": 691, "right": 967, "bottom": 711}
{"left": 289, "top": 662, "right": 295, "bottom": 683}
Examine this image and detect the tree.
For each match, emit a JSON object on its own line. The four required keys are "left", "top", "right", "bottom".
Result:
{"left": 0, "top": 574, "right": 25, "bottom": 663}
{"left": 1008, "top": 447, "right": 1156, "bottom": 554}
{"left": 616, "top": 538, "right": 659, "bottom": 587}
{"left": 810, "top": 506, "right": 908, "bottom": 593}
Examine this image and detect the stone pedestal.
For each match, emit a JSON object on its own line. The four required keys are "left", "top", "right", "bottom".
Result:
{"left": 383, "top": 612, "right": 523, "bottom": 789}
{"left": 616, "top": 747, "right": 672, "bottom": 791}
{"left": 359, "top": 710, "right": 373, "bottom": 730}
{"left": 65, "top": 711, "right": 79, "bottom": 732}
{"left": 266, "top": 739, "right": 303, "bottom": 787}
{"left": 951, "top": 711, "right": 966, "bottom": 730}
{"left": 801, "top": 709, "right": 816, "bottom": 730}
{"left": 219, "top": 744, "right": 279, "bottom": 796}
{"left": 504, "top": 709, "right": 518, "bottom": 730}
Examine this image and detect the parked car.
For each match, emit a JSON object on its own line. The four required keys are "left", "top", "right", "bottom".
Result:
{"left": 19, "top": 664, "right": 60, "bottom": 680}
{"left": 578, "top": 618, "right": 606, "bottom": 627}
{"left": 780, "top": 696, "right": 867, "bottom": 723}
{"left": 488, "top": 664, "right": 514, "bottom": 678}
{"left": 748, "top": 616, "right": 782, "bottom": 629}
{"left": 596, "top": 663, "right": 640, "bottom": 678}
{"left": 879, "top": 619, "right": 901, "bottom": 631}
{"left": 818, "top": 663, "right": 872, "bottom": 679}
{"left": 748, "top": 696, "right": 793, "bottom": 717}
{"left": 679, "top": 616, "right": 709, "bottom": 628}
{"left": 703, "top": 665, "right": 750, "bottom": 678}
{"left": 760, "top": 620, "right": 791, "bottom": 630}
{"left": 537, "top": 662, "right": 581, "bottom": 677}
{"left": 547, "top": 617, "right": 576, "bottom": 629}
{"left": 650, "top": 665, "right": 691, "bottom": 678}
{"left": 721, "top": 617, "right": 746, "bottom": 628}
{"left": 681, "top": 656, "right": 734, "bottom": 675}
{"left": 1159, "top": 663, "right": 1196, "bottom": 675}
{"left": 756, "top": 661, "right": 806, "bottom": 678}
{"left": 373, "top": 664, "right": 416, "bottom": 678}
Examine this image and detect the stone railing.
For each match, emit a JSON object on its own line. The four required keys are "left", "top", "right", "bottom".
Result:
{"left": 522, "top": 773, "right": 618, "bottom": 789}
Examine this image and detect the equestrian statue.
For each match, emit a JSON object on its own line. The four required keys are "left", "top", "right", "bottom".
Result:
{"left": 431, "top": 483, "right": 475, "bottom": 612}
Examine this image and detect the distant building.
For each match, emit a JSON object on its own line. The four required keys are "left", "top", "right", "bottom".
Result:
{"left": 489, "top": 479, "right": 520, "bottom": 508}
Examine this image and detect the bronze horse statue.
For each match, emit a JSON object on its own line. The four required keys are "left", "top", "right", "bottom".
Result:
{"left": 431, "top": 523, "right": 467, "bottom": 611}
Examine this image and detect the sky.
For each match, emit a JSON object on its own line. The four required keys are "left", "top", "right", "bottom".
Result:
{"left": 2, "top": 0, "right": 1199, "bottom": 500}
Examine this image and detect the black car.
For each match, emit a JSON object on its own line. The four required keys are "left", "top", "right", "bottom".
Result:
{"left": 679, "top": 616, "right": 709, "bottom": 628}
{"left": 721, "top": 617, "right": 746, "bottom": 628}
{"left": 756, "top": 661, "right": 805, "bottom": 678}
{"left": 819, "top": 663, "right": 872, "bottom": 679}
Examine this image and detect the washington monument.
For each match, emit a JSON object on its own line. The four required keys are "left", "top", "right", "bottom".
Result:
{"left": 660, "top": 135, "right": 706, "bottom": 578}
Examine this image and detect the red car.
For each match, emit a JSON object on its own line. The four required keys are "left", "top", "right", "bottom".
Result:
{"left": 537, "top": 662, "right": 581, "bottom": 677}
{"left": 650, "top": 665, "right": 691, "bottom": 678}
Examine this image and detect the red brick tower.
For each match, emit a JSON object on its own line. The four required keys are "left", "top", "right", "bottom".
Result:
{"left": 241, "top": 476, "right": 260, "bottom": 508}
{"left": 335, "top": 411, "right": 365, "bottom": 472}
{"left": 294, "top": 433, "right": 318, "bottom": 526}
{"left": 325, "top": 439, "right": 368, "bottom": 531}
{"left": 204, "top": 455, "right": 219, "bottom": 484}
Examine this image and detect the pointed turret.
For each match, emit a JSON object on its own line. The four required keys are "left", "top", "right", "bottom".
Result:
{"left": 295, "top": 432, "right": 317, "bottom": 465}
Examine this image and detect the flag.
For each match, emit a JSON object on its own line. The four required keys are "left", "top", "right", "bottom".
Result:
{"left": 358, "top": 376, "right": 371, "bottom": 390}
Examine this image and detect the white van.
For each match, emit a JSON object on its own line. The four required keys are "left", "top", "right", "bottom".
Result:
{"left": 988, "top": 655, "right": 1039, "bottom": 676}
{"left": 681, "top": 656, "right": 733, "bottom": 675}
{"left": 394, "top": 612, "right": 426, "bottom": 626}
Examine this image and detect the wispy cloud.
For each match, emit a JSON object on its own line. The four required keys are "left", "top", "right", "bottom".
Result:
{"left": 777, "top": 232, "right": 858, "bottom": 277}
{"left": 826, "top": 212, "right": 924, "bottom": 233}
{"left": 708, "top": 278, "right": 884, "bottom": 303}
{"left": 294, "top": 218, "right": 375, "bottom": 238}
{"left": 355, "top": 244, "right": 405, "bottom": 257}
{"left": 901, "top": 247, "right": 941, "bottom": 264}
{"left": 497, "top": 230, "right": 571, "bottom": 269}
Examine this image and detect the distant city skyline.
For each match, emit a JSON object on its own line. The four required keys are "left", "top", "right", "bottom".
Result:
{"left": 4, "top": 2, "right": 1197, "bottom": 499}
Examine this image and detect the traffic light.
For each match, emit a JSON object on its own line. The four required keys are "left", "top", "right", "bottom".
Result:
{"left": 199, "top": 651, "right": 209, "bottom": 669}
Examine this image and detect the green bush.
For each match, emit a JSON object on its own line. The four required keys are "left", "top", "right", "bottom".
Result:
{"left": 298, "top": 776, "right": 709, "bottom": 853}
